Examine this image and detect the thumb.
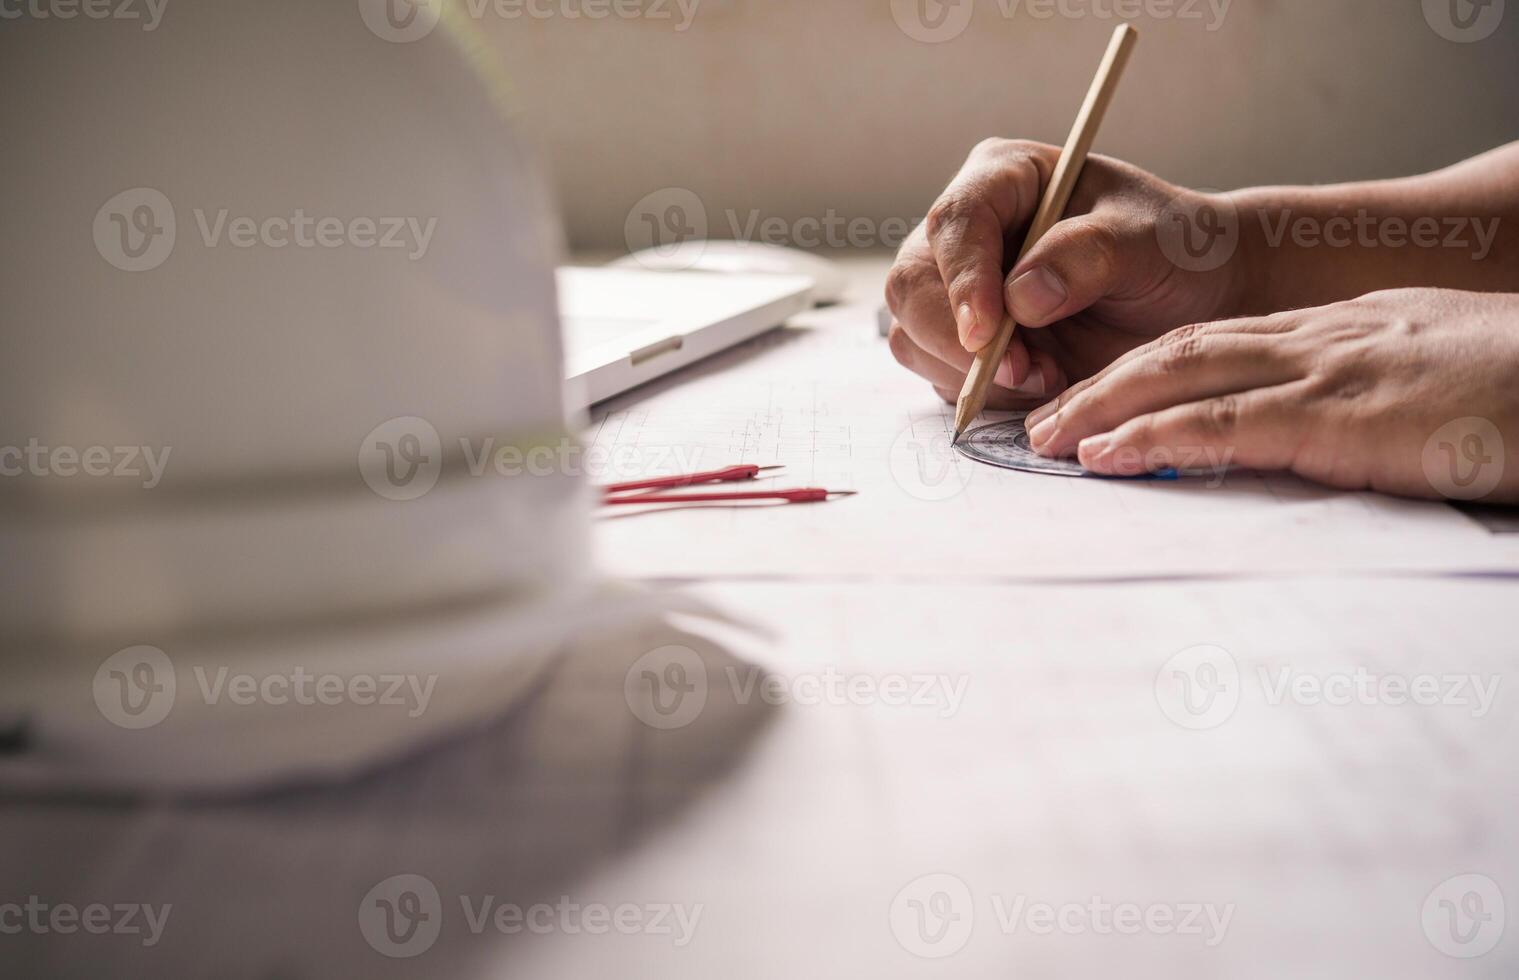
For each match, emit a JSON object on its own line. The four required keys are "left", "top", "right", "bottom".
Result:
{"left": 1003, "top": 215, "right": 1146, "bottom": 328}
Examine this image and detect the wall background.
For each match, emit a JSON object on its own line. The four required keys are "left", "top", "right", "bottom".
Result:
{"left": 482, "top": 0, "right": 1519, "bottom": 251}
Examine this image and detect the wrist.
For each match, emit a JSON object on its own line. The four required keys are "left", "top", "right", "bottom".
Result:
{"left": 1218, "top": 187, "right": 1304, "bottom": 315}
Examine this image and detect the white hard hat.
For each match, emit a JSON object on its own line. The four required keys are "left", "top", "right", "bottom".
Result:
{"left": 0, "top": 2, "right": 604, "bottom": 792}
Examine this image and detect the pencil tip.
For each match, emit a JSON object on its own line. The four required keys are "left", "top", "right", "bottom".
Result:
{"left": 952, "top": 402, "right": 976, "bottom": 444}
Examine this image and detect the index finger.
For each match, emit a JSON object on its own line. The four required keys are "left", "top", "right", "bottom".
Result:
{"left": 924, "top": 140, "right": 1058, "bottom": 353}
{"left": 887, "top": 228, "right": 1039, "bottom": 393}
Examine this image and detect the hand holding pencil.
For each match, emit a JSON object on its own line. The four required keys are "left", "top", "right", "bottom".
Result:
{"left": 952, "top": 24, "right": 1139, "bottom": 440}
{"left": 887, "top": 25, "right": 1519, "bottom": 497}
{"left": 888, "top": 25, "right": 1236, "bottom": 420}
{"left": 889, "top": 25, "right": 1250, "bottom": 431}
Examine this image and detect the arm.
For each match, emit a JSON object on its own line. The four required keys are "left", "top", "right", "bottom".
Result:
{"left": 1233, "top": 141, "right": 1519, "bottom": 312}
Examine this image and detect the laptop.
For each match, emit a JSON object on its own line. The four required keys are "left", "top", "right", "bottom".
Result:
{"left": 558, "top": 267, "right": 815, "bottom": 409}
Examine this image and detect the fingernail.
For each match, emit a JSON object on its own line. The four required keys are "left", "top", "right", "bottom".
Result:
{"left": 1025, "top": 399, "right": 1059, "bottom": 429}
{"left": 1028, "top": 414, "right": 1057, "bottom": 448}
{"left": 956, "top": 304, "right": 986, "bottom": 351}
{"left": 1078, "top": 434, "right": 1115, "bottom": 469}
{"left": 1016, "top": 373, "right": 1046, "bottom": 397}
{"left": 1008, "top": 267, "right": 1068, "bottom": 325}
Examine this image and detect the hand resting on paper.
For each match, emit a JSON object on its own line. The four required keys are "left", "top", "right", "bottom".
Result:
{"left": 1025, "top": 289, "right": 1519, "bottom": 502}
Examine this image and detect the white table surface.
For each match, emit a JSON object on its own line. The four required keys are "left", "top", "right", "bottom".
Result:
{"left": 4, "top": 256, "right": 1516, "bottom": 979}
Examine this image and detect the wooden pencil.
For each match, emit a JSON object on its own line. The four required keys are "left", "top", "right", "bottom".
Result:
{"left": 954, "top": 24, "right": 1140, "bottom": 440}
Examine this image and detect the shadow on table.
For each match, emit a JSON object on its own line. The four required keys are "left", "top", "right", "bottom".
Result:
{"left": 0, "top": 615, "right": 776, "bottom": 979}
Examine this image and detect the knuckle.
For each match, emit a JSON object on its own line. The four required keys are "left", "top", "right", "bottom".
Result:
{"left": 1269, "top": 309, "right": 1303, "bottom": 329}
{"left": 970, "top": 137, "right": 1012, "bottom": 162}
{"left": 1307, "top": 362, "right": 1374, "bottom": 405}
{"left": 1162, "top": 323, "right": 1206, "bottom": 348}
{"left": 1200, "top": 396, "right": 1240, "bottom": 439}
{"left": 1076, "top": 153, "right": 1127, "bottom": 194}
{"left": 1068, "top": 216, "right": 1122, "bottom": 276}
{"left": 1007, "top": 142, "right": 1056, "bottom": 187}
{"left": 1004, "top": 153, "right": 1046, "bottom": 209}
{"left": 887, "top": 324, "right": 916, "bottom": 368}
{"left": 947, "top": 265, "right": 986, "bottom": 303}
{"left": 884, "top": 261, "right": 929, "bottom": 315}
{"left": 995, "top": 138, "right": 1044, "bottom": 162}
{"left": 1157, "top": 335, "right": 1208, "bottom": 374}
{"left": 1053, "top": 393, "right": 1087, "bottom": 426}
{"left": 1043, "top": 381, "right": 1094, "bottom": 426}
{"left": 1117, "top": 415, "right": 1156, "bottom": 451}
{"left": 925, "top": 194, "right": 978, "bottom": 240}
{"left": 883, "top": 263, "right": 909, "bottom": 313}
